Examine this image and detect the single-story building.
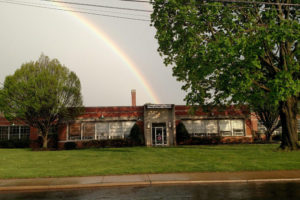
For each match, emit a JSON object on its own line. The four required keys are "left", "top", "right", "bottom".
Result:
{"left": 0, "top": 90, "right": 298, "bottom": 148}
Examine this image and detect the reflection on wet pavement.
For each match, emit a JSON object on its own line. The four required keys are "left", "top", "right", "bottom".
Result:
{"left": 0, "top": 181, "right": 300, "bottom": 200}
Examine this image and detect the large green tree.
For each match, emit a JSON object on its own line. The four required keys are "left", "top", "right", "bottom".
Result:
{"left": 151, "top": 0, "right": 299, "bottom": 149}
{"left": 0, "top": 54, "right": 83, "bottom": 149}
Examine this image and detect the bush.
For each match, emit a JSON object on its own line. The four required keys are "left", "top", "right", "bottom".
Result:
{"left": 82, "top": 139, "right": 133, "bottom": 148}
{"left": 128, "top": 123, "right": 144, "bottom": 146}
{"left": 182, "top": 136, "right": 222, "bottom": 145}
{"left": 176, "top": 122, "right": 190, "bottom": 144}
{"left": 0, "top": 139, "right": 30, "bottom": 148}
{"left": 64, "top": 142, "right": 77, "bottom": 150}
{"left": 272, "top": 133, "right": 282, "bottom": 141}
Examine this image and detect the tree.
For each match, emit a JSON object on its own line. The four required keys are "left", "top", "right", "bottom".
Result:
{"left": 129, "top": 123, "right": 145, "bottom": 145}
{"left": 176, "top": 122, "right": 190, "bottom": 144}
{"left": 254, "top": 103, "right": 281, "bottom": 141}
{"left": 0, "top": 54, "right": 83, "bottom": 149}
{"left": 151, "top": 0, "right": 299, "bottom": 150}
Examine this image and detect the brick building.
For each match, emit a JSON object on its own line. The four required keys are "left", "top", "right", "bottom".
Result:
{"left": 0, "top": 90, "right": 298, "bottom": 148}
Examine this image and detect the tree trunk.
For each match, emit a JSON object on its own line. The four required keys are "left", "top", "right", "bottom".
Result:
{"left": 279, "top": 96, "right": 299, "bottom": 150}
{"left": 265, "top": 131, "right": 272, "bottom": 142}
{"left": 42, "top": 130, "right": 48, "bottom": 149}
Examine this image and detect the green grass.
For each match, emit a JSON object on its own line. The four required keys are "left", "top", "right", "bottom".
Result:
{"left": 1, "top": 144, "right": 300, "bottom": 179}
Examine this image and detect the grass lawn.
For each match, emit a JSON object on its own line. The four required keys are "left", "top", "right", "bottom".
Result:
{"left": 1, "top": 144, "right": 300, "bottom": 179}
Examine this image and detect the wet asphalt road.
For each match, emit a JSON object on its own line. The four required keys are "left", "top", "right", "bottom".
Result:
{"left": 0, "top": 181, "right": 300, "bottom": 200}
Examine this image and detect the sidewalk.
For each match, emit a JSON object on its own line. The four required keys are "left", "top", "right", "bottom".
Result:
{"left": 1, "top": 170, "right": 300, "bottom": 192}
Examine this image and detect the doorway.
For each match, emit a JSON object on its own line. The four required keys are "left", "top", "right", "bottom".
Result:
{"left": 152, "top": 123, "right": 167, "bottom": 146}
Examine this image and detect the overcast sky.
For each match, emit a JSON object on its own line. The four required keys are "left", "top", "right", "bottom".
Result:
{"left": 0, "top": 0, "right": 186, "bottom": 106}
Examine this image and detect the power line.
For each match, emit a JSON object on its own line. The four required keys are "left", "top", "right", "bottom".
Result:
{"left": 208, "top": 0, "right": 300, "bottom": 7}
{"left": 40, "top": 0, "right": 153, "bottom": 12}
{"left": 0, "top": 0, "right": 151, "bottom": 21}
{"left": 22, "top": 0, "right": 151, "bottom": 17}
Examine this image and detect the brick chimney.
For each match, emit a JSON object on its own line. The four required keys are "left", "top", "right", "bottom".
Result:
{"left": 131, "top": 89, "right": 136, "bottom": 107}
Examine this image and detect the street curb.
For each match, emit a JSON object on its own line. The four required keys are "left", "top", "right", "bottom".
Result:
{"left": 1, "top": 178, "right": 300, "bottom": 192}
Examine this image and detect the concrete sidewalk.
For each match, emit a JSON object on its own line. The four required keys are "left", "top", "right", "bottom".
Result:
{"left": 1, "top": 170, "right": 300, "bottom": 192}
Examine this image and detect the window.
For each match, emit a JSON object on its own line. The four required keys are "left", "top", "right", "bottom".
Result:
{"left": 109, "top": 122, "right": 123, "bottom": 139}
{"left": 94, "top": 122, "right": 135, "bottom": 140}
{"left": 206, "top": 120, "right": 218, "bottom": 136}
{"left": 0, "top": 127, "right": 8, "bottom": 140}
{"left": 20, "top": 126, "right": 30, "bottom": 139}
{"left": 232, "top": 120, "right": 244, "bottom": 136}
{"left": 193, "top": 120, "right": 206, "bottom": 136}
{"left": 10, "top": 126, "right": 20, "bottom": 140}
{"left": 83, "top": 123, "right": 95, "bottom": 140}
{"left": 96, "top": 123, "right": 109, "bottom": 140}
{"left": 182, "top": 120, "right": 193, "bottom": 134}
{"left": 182, "top": 120, "right": 218, "bottom": 136}
{"left": 69, "top": 123, "right": 81, "bottom": 140}
{"left": 122, "top": 121, "right": 135, "bottom": 137}
{"left": 182, "top": 119, "right": 245, "bottom": 137}
{"left": 0, "top": 126, "right": 30, "bottom": 140}
{"left": 219, "top": 120, "right": 232, "bottom": 136}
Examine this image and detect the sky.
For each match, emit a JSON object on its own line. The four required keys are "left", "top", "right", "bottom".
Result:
{"left": 0, "top": 0, "right": 186, "bottom": 106}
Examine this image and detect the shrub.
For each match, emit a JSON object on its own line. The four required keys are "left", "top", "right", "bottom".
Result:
{"left": 0, "top": 139, "right": 30, "bottom": 148}
{"left": 64, "top": 142, "right": 77, "bottom": 150}
{"left": 182, "top": 136, "right": 222, "bottom": 145}
{"left": 272, "top": 133, "right": 282, "bottom": 141}
{"left": 82, "top": 139, "right": 133, "bottom": 148}
{"left": 176, "top": 122, "right": 190, "bottom": 144}
{"left": 128, "top": 123, "right": 144, "bottom": 146}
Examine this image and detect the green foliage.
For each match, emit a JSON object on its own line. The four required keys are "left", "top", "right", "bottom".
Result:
{"left": 176, "top": 122, "right": 190, "bottom": 144}
{"left": 182, "top": 136, "right": 222, "bottom": 145}
{"left": 82, "top": 139, "right": 134, "bottom": 148}
{"left": 151, "top": 0, "right": 299, "bottom": 107}
{"left": 151, "top": 0, "right": 299, "bottom": 149}
{"left": 0, "top": 54, "right": 83, "bottom": 149}
{"left": 128, "top": 123, "right": 145, "bottom": 145}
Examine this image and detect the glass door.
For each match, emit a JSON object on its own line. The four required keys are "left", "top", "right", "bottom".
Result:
{"left": 152, "top": 123, "right": 167, "bottom": 146}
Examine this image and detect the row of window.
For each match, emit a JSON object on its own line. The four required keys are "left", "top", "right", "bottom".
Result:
{"left": 182, "top": 119, "right": 245, "bottom": 137}
{"left": 68, "top": 122, "right": 136, "bottom": 140}
{"left": 0, "top": 126, "right": 30, "bottom": 140}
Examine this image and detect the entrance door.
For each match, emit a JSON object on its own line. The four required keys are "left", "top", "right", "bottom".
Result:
{"left": 152, "top": 123, "right": 167, "bottom": 146}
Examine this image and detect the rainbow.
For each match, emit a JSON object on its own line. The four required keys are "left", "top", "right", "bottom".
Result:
{"left": 53, "top": 2, "right": 160, "bottom": 104}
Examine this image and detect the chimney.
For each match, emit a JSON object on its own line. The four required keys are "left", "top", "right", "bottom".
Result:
{"left": 131, "top": 89, "right": 136, "bottom": 107}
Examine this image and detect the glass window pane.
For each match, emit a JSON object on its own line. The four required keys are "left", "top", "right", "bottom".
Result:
{"left": 95, "top": 123, "right": 109, "bottom": 140}
{"left": 83, "top": 123, "right": 95, "bottom": 140}
{"left": 109, "top": 122, "right": 123, "bottom": 139}
{"left": 219, "top": 120, "right": 232, "bottom": 136}
{"left": 193, "top": 120, "right": 206, "bottom": 136}
{"left": 206, "top": 120, "right": 218, "bottom": 135}
{"left": 232, "top": 120, "right": 244, "bottom": 136}
{"left": 69, "top": 123, "right": 81, "bottom": 140}
{"left": 122, "top": 122, "right": 135, "bottom": 137}
{"left": 182, "top": 120, "right": 193, "bottom": 134}
{"left": 10, "top": 126, "right": 20, "bottom": 140}
{"left": 20, "top": 126, "right": 30, "bottom": 139}
{"left": 0, "top": 127, "right": 8, "bottom": 140}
